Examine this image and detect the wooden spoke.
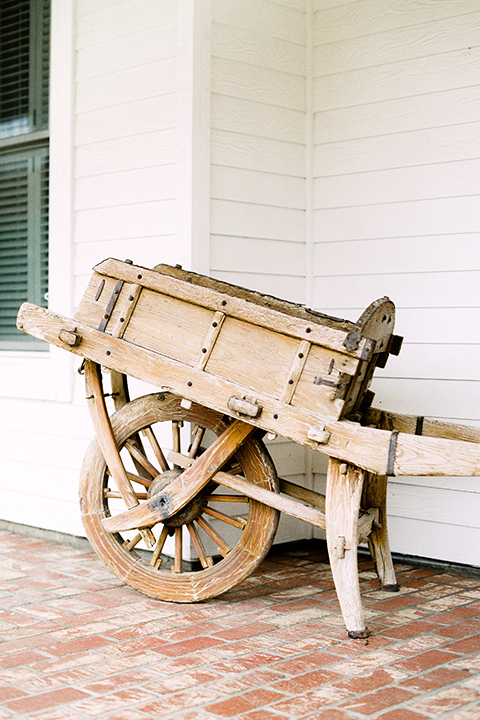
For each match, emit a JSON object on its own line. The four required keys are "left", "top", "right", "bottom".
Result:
{"left": 107, "top": 469, "right": 151, "bottom": 489}
{"left": 79, "top": 393, "right": 279, "bottom": 602}
{"left": 228, "top": 462, "right": 243, "bottom": 476}
{"left": 187, "top": 522, "right": 213, "bottom": 569}
{"left": 203, "top": 506, "right": 247, "bottom": 529}
{"left": 124, "top": 439, "right": 160, "bottom": 478}
{"left": 172, "top": 527, "right": 183, "bottom": 573}
{"left": 150, "top": 525, "right": 169, "bottom": 568}
{"left": 204, "top": 494, "right": 248, "bottom": 503}
{"left": 196, "top": 516, "right": 231, "bottom": 557}
{"left": 124, "top": 532, "right": 142, "bottom": 551}
{"left": 105, "top": 489, "right": 148, "bottom": 500}
{"left": 189, "top": 425, "right": 205, "bottom": 458}
{"left": 172, "top": 421, "right": 182, "bottom": 469}
{"left": 142, "top": 426, "right": 169, "bottom": 472}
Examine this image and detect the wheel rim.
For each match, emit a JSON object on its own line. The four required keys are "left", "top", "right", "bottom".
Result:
{"left": 79, "top": 392, "right": 279, "bottom": 601}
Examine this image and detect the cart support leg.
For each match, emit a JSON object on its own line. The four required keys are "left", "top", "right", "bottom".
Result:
{"left": 325, "top": 458, "right": 368, "bottom": 639}
{"left": 362, "top": 472, "right": 399, "bottom": 591}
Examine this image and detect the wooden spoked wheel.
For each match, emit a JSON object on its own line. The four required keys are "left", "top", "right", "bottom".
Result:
{"left": 79, "top": 392, "right": 279, "bottom": 601}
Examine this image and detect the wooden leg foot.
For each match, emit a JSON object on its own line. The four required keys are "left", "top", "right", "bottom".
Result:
{"left": 326, "top": 458, "right": 367, "bottom": 638}
{"left": 362, "top": 472, "right": 399, "bottom": 591}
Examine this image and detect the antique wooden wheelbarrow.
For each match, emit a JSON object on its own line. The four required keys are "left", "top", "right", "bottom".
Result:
{"left": 17, "top": 259, "right": 480, "bottom": 638}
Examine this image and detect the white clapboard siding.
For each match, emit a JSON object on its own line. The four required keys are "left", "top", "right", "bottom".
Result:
{"left": 212, "top": 22, "right": 306, "bottom": 75}
{"left": 313, "top": 0, "right": 479, "bottom": 44}
{"left": 76, "top": 59, "right": 176, "bottom": 114}
{"left": 211, "top": 166, "right": 305, "bottom": 208}
{"left": 370, "top": 377, "right": 480, "bottom": 423}
{"left": 212, "top": 0, "right": 305, "bottom": 44}
{"left": 211, "top": 129, "right": 305, "bottom": 177}
{"left": 315, "top": 87, "right": 480, "bottom": 146}
{"left": 0, "top": 357, "right": 56, "bottom": 401}
{"left": 315, "top": 123, "right": 480, "bottom": 176}
{"left": 388, "top": 518, "right": 480, "bottom": 567}
{"left": 74, "top": 165, "right": 176, "bottom": 210}
{"left": 75, "top": 129, "right": 177, "bottom": 178}
{"left": 75, "top": 96, "right": 176, "bottom": 146}
{"left": 377, "top": 344, "right": 480, "bottom": 382}
{"left": 314, "top": 160, "right": 480, "bottom": 208}
{"left": 313, "top": 0, "right": 480, "bottom": 565}
{"left": 314, "top": 12, "right": 480, "bottom": 76}
{"left": 76, "top": 25, "right": 176, "bottom": 80}
{"left": 315, "top": 49, "right": 480, "bottom": 111}
{"left": 76, "top": 0, "right": 176, "bottom": 49}
{"left": 211, "top": 236, "right": 305, "bottom": 277}
{"left": 73, "top": 235, "right": 179, "bottom": 288}
{"left": 74, "top": 199, "right": 176, "bottom": 242}
{"left": 312, "top": 236, "right": 480, "bottom": 275}
{"left": 211, "top": 270, "right": 306, "bottom": 305}
{"left": 211, "top": 95, "right": 305, "bottom": 144}
{"left": 313, "top": 271, "right": 480, "bottom": 310}
{"left": 210, "top": 1, "right": 306, "bottom": 301}
{"left": 314, "top": 198, "right": 480, "bottom": 241}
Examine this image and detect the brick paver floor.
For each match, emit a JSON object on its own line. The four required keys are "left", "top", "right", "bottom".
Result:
{"left": 0, "top": 530, "right": 479, "bottom": 719}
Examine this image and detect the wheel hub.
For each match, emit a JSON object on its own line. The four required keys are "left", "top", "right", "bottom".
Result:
{"left": 147, "top": 469, "right": 205, "bottom": 527}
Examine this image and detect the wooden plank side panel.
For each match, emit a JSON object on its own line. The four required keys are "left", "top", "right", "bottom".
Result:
{"left": 205, "top": 316, "right": 302, "bottom": 398}
{"left": 122, "top": 290, "right": 214, "bottom": 366}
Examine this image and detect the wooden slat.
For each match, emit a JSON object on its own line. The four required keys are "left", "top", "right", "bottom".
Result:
{"left": 195, "top": 311, "right": 225, "bottom": 370}
{"left": 92, "top": 259, "right": 370, "bottom": 358}
{"left": 215, "top": 471, "right": 326, "bottom": 529}
{"left": 101, "top": 420, "right": 256, "bottom": 532}
{"left": 279, "top": 340, "right": 310, "bottom": 404}
{"left": 20, "top": 303, "right": 480, "bottom": 478}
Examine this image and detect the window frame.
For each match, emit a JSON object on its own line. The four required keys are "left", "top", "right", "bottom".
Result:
{"left": 0, "top": 0, "right": 50, "bottom": 351}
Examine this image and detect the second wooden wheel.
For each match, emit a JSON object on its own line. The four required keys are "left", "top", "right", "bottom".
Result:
{"left": 79, "top": 392, "right": 280, "bottom": 601}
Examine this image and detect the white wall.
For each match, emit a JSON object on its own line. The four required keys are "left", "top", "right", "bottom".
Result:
{"left": 312, "top": 0, "right": 480, "bottom": 564}
{"left": 1, "top": 0, "right": 479, "bottom": 568}
{"left": 0, "top": 0, "right": 183, "bottom": 536}
{"left": 209, "top": 0, "right": 307, "bottom": 303}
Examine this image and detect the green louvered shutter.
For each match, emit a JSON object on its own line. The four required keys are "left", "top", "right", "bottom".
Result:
{"left": 0, "top": 148, "right": 48, "bottom": 349}
{"left": 0, "top": 0, "right": 50, "bottom": 349}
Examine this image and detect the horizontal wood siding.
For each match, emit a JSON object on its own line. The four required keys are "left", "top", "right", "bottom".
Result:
{"left": 313, "top": 0, "right": 480, "bottom": 564}
{"left": 210, "top": 0, "right": 307, "bottom": 304}
{"left": 74, "top": 0, "right": 180, "bottom": 294}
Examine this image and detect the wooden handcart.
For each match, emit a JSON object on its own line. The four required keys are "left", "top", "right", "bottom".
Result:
{"left": 17, "top": 259, "right": 480, "bottom": 638}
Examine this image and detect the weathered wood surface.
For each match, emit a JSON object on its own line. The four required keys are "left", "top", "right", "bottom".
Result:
{"left": 79, "top": 392, "right": 280, "bottom": 602}
{"left": 325, "top": 459, "right": 368, "bottom": 638}
{"left": 102, "top": 418, "right": 256, "bottom": 533}
{"left": 16, "top": 302, "right": 480, "bottom": 478}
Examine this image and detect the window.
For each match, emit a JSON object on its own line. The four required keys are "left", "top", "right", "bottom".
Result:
{"left": 0, "top": 0, "right": 50, "bottom": 350}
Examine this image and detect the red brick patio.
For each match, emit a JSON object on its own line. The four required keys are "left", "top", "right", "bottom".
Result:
{"left": 0, "top": 530, "right": 479, "bottom": 719}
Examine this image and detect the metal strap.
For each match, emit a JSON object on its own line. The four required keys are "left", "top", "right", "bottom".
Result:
{"left": 387, "top": 430, "right": 399, "bottom": 476}
{"left": 415, "top": 416, "right": 424, "bottom": 436}
{"left": 98, "top": 279, "right": 124, "bottom": 332}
